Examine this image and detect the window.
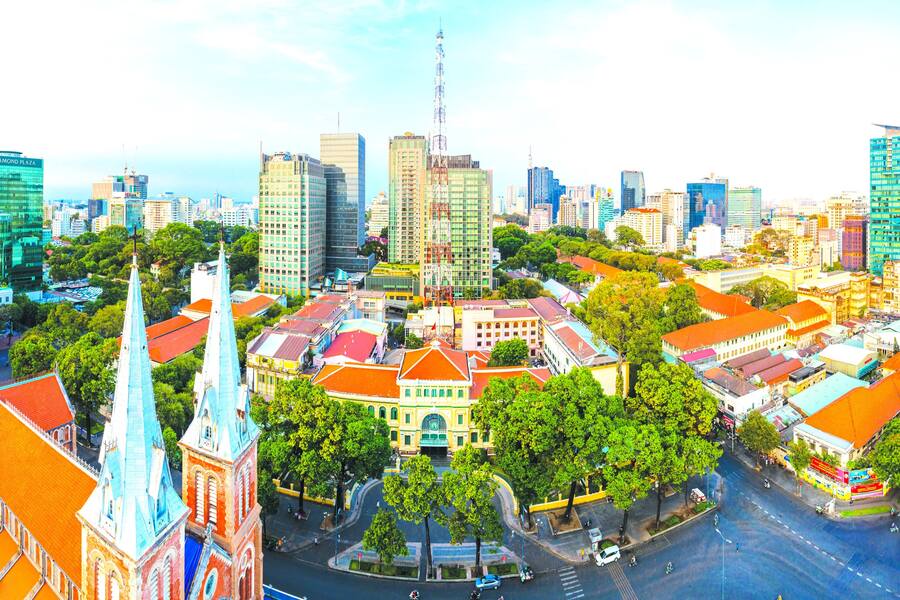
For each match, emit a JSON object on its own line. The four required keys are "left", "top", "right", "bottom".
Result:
{"left": 95, "top": 560, "right": 105, "bottom": 600}
{"left": 379, "top": 407, "right": 386, "bottom": 419}
{"left": 195, "top": 471, "right": 205, "bottom": 523}
{"left": 203, "top": 569, "right": 218, "bottom": 600}
{"left": 424, "top": 389, "right": 430, "bottom": 397}
{"left": 404, "top": 389, "right": 410, "bottom": 397}
{"left": 150, "top": 570, "right": 160, "bottom": 600}
{"left": 367, "top": 405, "right": 375, "bottom": 416}
{"left": 163, "top": 557, "right": 172, "bottom": 600}
{"left": 207, "top": 477, "right": 218, "bottom": 525}
{"left": 404, "top": 435, "right": 411, "bottom": 446}
{"left": 390, "top": 431, "right": 397, "bottom": 442}
{"left": 457, "top": 390, "right": 463, "bottom": 398}
{"left": 457, "top": 436, "right": 464, "bottom": 446}
{"left": 457, "top": 414, "right": 463, "bottom": 425}
{"left": 439, "top": 389, "right": 445, "bottom": 397}
{"left": 244, "top": 466, "right": 252, "bottom": 512}
{"left": 471, "top": 432, "right": 478, "bottom": 443}
{"left": 405, "top": 413, "right": 410, "bottom": 424}
{"left": 390, "top": 407, "right": 398, "bottom": 420}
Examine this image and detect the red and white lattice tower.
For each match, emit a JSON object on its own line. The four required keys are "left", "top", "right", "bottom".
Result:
{"left": 424, "top": 27, "right": 453, "bottom": 306}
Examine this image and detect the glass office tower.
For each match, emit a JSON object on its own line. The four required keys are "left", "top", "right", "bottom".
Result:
{"left": 620, "top": 170, "right": 645, "bottom": 214}
{"left": 727, "top": 186, "right": 762, "bottom": 231}
{"left": 320, "top": 133, "right": 373, "bottom": 272}
{"left": 0, "top": 151, "right": 43, "bottom": 293}
{"left": 685, "top": 177, "right": 728, "bottom": 237}
{"left": 869, "top": 124, "right": 900, "bottom": 276}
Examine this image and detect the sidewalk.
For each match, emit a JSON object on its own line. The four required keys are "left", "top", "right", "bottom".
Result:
{"left": 727, "top": 443, "right": 897, "bottom": 518}
{"left": 495, "top": 472, "right": 721, "bottom": 564}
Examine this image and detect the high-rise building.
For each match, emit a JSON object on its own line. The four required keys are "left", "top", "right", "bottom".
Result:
{"left": 690, "top": 223, "right": 722, "bottom": 258}
{"left": 588, "top": 188, "right": 616, "bottom": 233}
{"left": 882, "top": 260, "right": 900, "bottom": 313}
{"left": 92, "top": 171, "right": 148, "bottom": 200}
{"left": 88, "top": 198, "right": 107, "bottom": 221}
{"left": 321, "top": 132, "right": 373, "bottom": 272}
{"left": 686, "top": 175, "right": 728, "bottom": 235}
{"left": 623, "top": 207, "right": 663, "bottom": 249}
{"left": 173, "top": 195, "right": 194, "bottom": 225}
{"left": 620, "top": 170, "right": 645, "bottom": 214}
{"left": 0, "top": 151, "right": 43, "bottom": 293}
{"left": 368, "top": 191, "right": 389, "bottom": 237}
{"left": 647, "top": 189, "right": 687, "bottom": 246}
{"left": 422, "top": 155, "right": 492, "bottom": 299}
{"left": 529, "top": 204, "right": 552, "bottom": 233}
{"left": 788, "top": 235, "right": 816, "bottom": 267}
{"left": 528, "top": 165, "right": 554, "bottom": 214}
{"left": 558, "top": 195, "right": 578, "bottom": 228}
{"left": 388, "top": 133, "right": 427, "bottom": 264}
{"left": 143, "top": 198, "right": 174, "bottom": 234}
{"left": 723, "top": 225, "right": 749, "bottom": 250}
{"left": 258, "top": 152, "right": 326, "bottom": 296}
{"left": 109, "top": 194, "right": 144, "bottom": 233}
{"left": 842, "top": 215, "right": 868, "bottom": 271}
{"left": 869, "top": 124, "right": 900, "bottom": 275}
{"left": 727, "top": 186, "right": 762, "bottom": 231}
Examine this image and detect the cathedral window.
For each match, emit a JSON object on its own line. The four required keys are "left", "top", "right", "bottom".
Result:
{"left": 109, "top": 574, "right": 120, "bottom": 600}
{"left": 208, "top": 477, "right": 218, "bottom": 525}
{"left": 149, "top": 569, "right": 159, "bottom": 600}
{"left": 163, "top": 556, "right": 172, "bottom": 600}
{"left": 195, "top": 471, "right": 205, "bottom": 523}
{"left": 243, "top": 465, "right": 251, "bottom": 511}
{"left": 94, "top": 560, "right": 105, "bottom": 600}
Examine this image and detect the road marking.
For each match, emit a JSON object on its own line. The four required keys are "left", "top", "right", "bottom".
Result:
{"left": 806, "top": 540, "right": 812, "bottom": 545}
{"left": 561, "top": 573, "right": 578, "bottom": 581}
{"left": 563, "top": 581, "right": 580, "bottom": 589}
{"left": 565, "top": 590, "right": 583, "bottom": 597}
{"left": 867, "top": 578, "right": 873, "bottom": 583}
{"left": 567, "top": 595, "right": 585, "bottom": 600}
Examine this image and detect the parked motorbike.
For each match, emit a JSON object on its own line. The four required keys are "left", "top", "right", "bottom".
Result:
{"left": 763, "top": 479, "right": 771, "bottom": 489}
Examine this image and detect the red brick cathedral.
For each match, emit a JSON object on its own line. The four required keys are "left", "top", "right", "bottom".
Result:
{"left": 0, "top": 245, "right": 262, "bottom": 599}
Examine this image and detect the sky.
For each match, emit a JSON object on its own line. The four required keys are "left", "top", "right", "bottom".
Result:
{"left": 4, "top": 0, "right": 900, "bottom": 207}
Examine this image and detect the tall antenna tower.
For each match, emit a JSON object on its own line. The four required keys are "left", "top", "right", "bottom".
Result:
{"left": 423, "top": 26, "right": 453, "bottom": 307}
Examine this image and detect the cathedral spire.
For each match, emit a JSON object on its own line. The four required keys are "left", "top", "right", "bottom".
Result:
{"left": 183, "top": 242, "right": 258, "bottom": 461}
{"left": 79, "top": 251, "right": 187, "bottom": 560}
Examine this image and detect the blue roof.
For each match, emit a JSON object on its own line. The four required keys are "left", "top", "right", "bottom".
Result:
{"left": 566, "top": 319, "right": 618, "bottom": 360}
{"left": 789, "top": 373, "right": 866, "bottom": 417}
{"left": 542, "top": 278, "right": 570, "bottom": 299}
{"left": 184, "top": 534, "right": 203, "bottom": 595}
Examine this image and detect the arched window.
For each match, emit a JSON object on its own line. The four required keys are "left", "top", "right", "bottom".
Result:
{"left": 208, "top": 477, "right": 218, "bottom": 525}
{"left": 163, "top": 556, "right": 172, "bottom": 600}
{"left": 379, "top": 406, "right": 386, "bottom": 419}
{"left": 195, "top": 471, "right": 205, "bottom": 523}
{"left": 244, "top": 466, "right": 252, "bottom": 510}
{"left": 201, "top": 410, "right": 213, "bottom": 447}
{"left": 95, "top": 559, "right": 105, "bottom": 600}
{"left": 367, "top": 405, "right": 374, "bottom": 416}
{"left": 109, "top": 573, "right": 120, "bottom": 600}
{"left": 149, "top": 569, "right": 160, "bottom": 600}
{"left": 390, "top": 407, "right": 398, "bottom": 420}
{"left": 238, "top": 473, "right": 245, "bottom": 523}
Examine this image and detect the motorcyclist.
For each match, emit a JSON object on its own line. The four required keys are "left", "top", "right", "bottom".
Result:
{"left": 763, "top": 478, "right": 770, "bottom": 488}
{"left": 666, "top": 561, "right": 673, "bottom": 574}
{"left": 409, "top": 591, "right": 419, "bottom": 600}
{"left": 629, "top": 555, "right": 637, "bottom": 567}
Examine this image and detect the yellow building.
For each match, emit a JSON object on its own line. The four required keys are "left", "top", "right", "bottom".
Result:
{"left": 882, "top": 261, "right": 900, "bottom": 313}
{"left": 246, "top": 328, "right": 316, "bottom": 398}
{"left": 365, "top": 262, "right": 421, "bottom": 304}
{"left": 788, "top": 235, "right": 816, "bottom": 267}
{"left": 311, "top": 340, "right": 550, "bottom": 455}
{"left": 797, "top": 272, "right": 872, "bottom": 324}
{"left": 775, "top": 300, "right": 830, "bottom": 347}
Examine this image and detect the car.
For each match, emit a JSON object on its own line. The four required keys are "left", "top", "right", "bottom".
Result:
{"left": 595, "top": 544, "right": 621, "bottom": 566}
{"left": 690, "top": 488, "right": 707, "bottom": 503}
{"left": 519, "top": 564, "right": 534, "bottom": 583}
{"left": 474, "top": 574, "right": 502, "bottom": 591}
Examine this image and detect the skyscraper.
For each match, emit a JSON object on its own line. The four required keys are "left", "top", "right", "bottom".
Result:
{"left": 143, "top": 197, "right": 174, "bottom": 233}
{"left": 842, "top": 215, "right": 868, "bottom": 271}
{"left": 320, "top": 132, "right": 373, "bottom": 272}
{"left": 620, "top": 170, "right": 645, "bottom": 213}
{"left": 368, "top": 191, "right": 389, "bottom": 237}
{"left": 388, "top": 133, "right": 427, "bottom": 264}
{"left": 528, "top": 165, "right": 554, "bottom": 213}
{"left": 109, "top": 194, "right": 144, "bottom": 233}
{"left": 869, "top": 124, "right": 900, "bottom": 275}
{"left": 558, "top": 195, "right": 577, "bottom": 228}
{"left": 92, "top": 171, "right": 148, "bottom": 200}
{"left": 686, "top": 175, "right": 728, "bottom": 236}
{"left": 258, "top": 152, "right": 326, "bottom": 296}
{"left": 0, "top": 151, "right": 43, "bottom": 292}
{"left": 647, "top": 189, "right": 687, "bottom": 246}
{"left": 727, "top": 186, "right": 762, "bottom": 231}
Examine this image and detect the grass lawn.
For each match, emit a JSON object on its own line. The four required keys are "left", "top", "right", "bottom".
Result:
{"left": 349, "top": 559, "right": 418, "bottom": 578}
{"left": 599, "top": 539, "right": 617, "bottom": 551}
{"left": 839, "top": 505, "right": 891, "bottom": 518}
{"left": 441, "top": 565, "right": 467, "bottom": 580}
{"left": 487, "top": 563, "right": 519, "bottom": 576}
{"left": 693, "top": 500, "right": 714, "bottom": 514}
{"left": 649, "top": 515, "right": 683, "bottom": 535}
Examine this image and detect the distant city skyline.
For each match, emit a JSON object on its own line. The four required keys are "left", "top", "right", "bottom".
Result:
{"left": 5, "top": 1, "right": 900, "bottom": 205}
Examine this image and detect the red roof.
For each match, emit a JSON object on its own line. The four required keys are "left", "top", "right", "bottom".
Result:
{"left": 786, "top": 320, "right": 830, "bottom": 338}
{"left": 145, "top": 315, "right": 194, "bottom": 339}
{"left": 323, "top": 331, "right": 377, "bottom": 363}
{"left": 526, "top": 297, "right": 569, "bottom": 323}
{"left": 279, "top": 318, "right": 326, "bottom": 337}
{"left": 293, "top": 302, "right": 344, "bottom": 322}
{"left": 0, "top": 373, "right": 73, "bottom": 431}
{"left": 469, "top": 367, "right": 551, "bottom": 399}
{"left": 628, "top": 207, "right": 661, "bottom": 213}
{"left": 399, "top": 342, "right": 470, "bottom": 381}
{"left": 0, "top": 402, "right": 96, "bottom": 581}
{"left": 181, "top": 295, "right": 275, "bottom": 319}
{"left": 757, "top": 358, "right": 804, "bottom": 385}
{"left": 314, "top": 294, "right": 349, "bottom": 305}
{"left": 148, "top": 317, "right": 209, "bottom": 364}
{"left": 454, "top": 299, "right": 509, "bottom": 308}
{"left": 247, "top": 329, "right": 311, "bottom": 361}
{"left": 312, "top": 363, "right": 401, "bottom": 398}
{"left": 882, "top": 352, "right": 900, "bottom": 372}
{"left": 662, "top": 311, "right": 787, "bottom": 352}
{"left": 560, "top": 255, "right": 623, "bottom": 279}
{"left": 803, "top": 371, "right": 900, "bottom": 447}
{"left": 494, "top": 307, "right": 538, "bottom": 319}
{"left": 467, "top": 350, "right": 490, "bottom": 368}
{"left": 687, "top": 281, "right": 757, "bottom": 318}
{"left": 554, "top": 325, "right": 599, "bottom": 361}
{"left": 775, "top": 300, "right": 828, "bottom": 326}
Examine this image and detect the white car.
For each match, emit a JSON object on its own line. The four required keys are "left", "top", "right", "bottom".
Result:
{"left": 595, "top": 544, "right": 621, "bottom": 566}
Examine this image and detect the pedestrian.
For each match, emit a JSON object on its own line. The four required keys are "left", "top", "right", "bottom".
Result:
{"left": 736, "top": 542, "right": 740, "bottom": 552}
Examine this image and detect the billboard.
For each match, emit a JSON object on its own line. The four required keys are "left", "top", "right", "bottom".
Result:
{"left": 809, "top": 456, "right": 848, "bottom": 484}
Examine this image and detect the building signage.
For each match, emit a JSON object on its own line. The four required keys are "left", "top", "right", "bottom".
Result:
{"left": 848, "top": 468, "right": 874, "bottom": 485}
{"left": 0, "top": 156, "right": 42, "bottom": 168}
{"left": 850, "top": 481, "right": 883, "bottom": 495}
{"left": 809, "top": 456, "right": 848, "bottom": 483}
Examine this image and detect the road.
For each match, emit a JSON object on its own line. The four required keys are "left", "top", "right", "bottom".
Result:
{"left": 265, "top": 453, "right": 899, "bottom": 600}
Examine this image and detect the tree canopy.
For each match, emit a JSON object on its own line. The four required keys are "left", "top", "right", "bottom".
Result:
{"left": 738, "top": 411, "right": 781, "bottom": 464}
{"left": 9, "top": 332, "right": 58, "bottom": 379}
{"left": 660, "top": 283, "right": 704, "bottom": 334}
{"left": 729, "top": 276, "right": 797, "bottom": 310}
{"left": 615, "top": 225, "right": 645, "bottom": 249}
{"left": 441, "top": 445, "right": 502, "bottom": 566}
{"left": 487, "top": 338, "right": 529, "bottom": 367}
{"left": 869, "top": 418, "right": 899, "bottom": 486}
{"left": 55, "top": 333, "right": 117, "bottom": 445}
{"left": 363, "top": 509, "right": 409, "bottom": 565}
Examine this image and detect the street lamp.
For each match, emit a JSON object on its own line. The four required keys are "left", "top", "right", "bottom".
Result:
{"left": 714, "top": 527, "right": 732, "bottom": 600}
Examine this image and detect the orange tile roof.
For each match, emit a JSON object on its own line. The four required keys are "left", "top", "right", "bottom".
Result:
{"left": 686, "top": 281, "right": 757, "bottom": 318}
{"left": 467, "top": 350, "right": 490, "bottom": 369}
{"left": 0, "top": 529, "right": 17, "bottom": 565}
{"left": 0, "top": 402, "right": 97, "bottom": 581}
{"left": 561, "top": 255, "right": 624, "bottom": 279}
{"left": 802, "top": 371, "right": 900, "bottom": 448}
{"left": 0, "top": 373, "right": 73, "bottom": 431}
{"left": 34, "top": 584, "right": 60, "bottom": 600}
{"left": 145, "top": 315, "right": 194, "bottom": 338}
{"left": 399, "top": 342, "right": 470, "bottom": 381}
{"left": 182, "top": 298, "right": 212, "bottom": 314}
{"left": 148, "top": 317, "right": 209, "bottom": 364}
{"left": 786, "top": 320, "right": 830, "bottom": 338}
{"left": 775, "top": 300, "right": 828, "bottom": 326}
{"left": 312, "top": 363, "right": 401, "bottom": 398}
{"left": 470, "top": 367, "right": 551, "bottom": 399}
{"left": 0, "top": 545, "right": 40, "bottom": 599}
{"left": 182, "top": 295, "right": 275, "bottom": 320}
{"left": 662, "top": 310, "right": 787, "bottom": 352}
{"left": 882, "top": 352, "right": 900, "bottom": 373}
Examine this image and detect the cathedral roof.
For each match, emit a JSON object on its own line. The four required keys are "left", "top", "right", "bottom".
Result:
{"left": 78, "top": 256, "right": 188, "bottom": 561}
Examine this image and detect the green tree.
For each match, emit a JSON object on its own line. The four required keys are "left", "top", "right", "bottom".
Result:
{"left": 40, "top": 303, "right": 91, "bottom": 348}
{"left": 0, "top": 303, "right": 22, "bottom": 332}
{"left": 151, "top": 353, "right": 203, "bottom": 393}
{"left": 698, "top": 259, "right": 733, "bottom": 271}
{"left": 405, "top": 333, "right": 424, "bottom": 349}
{"left": 55, "top": 333, "right": 117, "bottom": 446}
{"left": 329, "top": 402, "right": 392, "bottom": 520}
{"left": 585, "top": 271, "right": 663, "bottom": 396}
{"left": 362, "top": 509, "right": 409, "bottom": 566}
{"left": 660, "top": 283, "right": 704, "bottom": 334}
{"left": 153, "top": 381, "right": 194, "bottom": 436}
{"left": 869, "top": 418, "right": 900, "bottom": 486}
{"left": 737, "top": 411, "right": 781, "bottom": 466}
{"left": 730, "top": 276, "right": 797, "bottom": 310}
{"left": 442, "top": 445, "right": 502, "bottom": 566}
{"left": 257, "top": 469, "right": 281, "bottom": 540}
{"left": 9, "top": 332, "right": 58, "bottom": 378}
{"left": 193, "top": 220, "right": 223, "bottom": 243}
{"left": 162, "top": 426, "right": 182, "bottom": 470}
{"left": 496, "top": 278, "right": 545, "bottom": 300}
{"left": 496, "top": 236, "right": 526, "bottom": 260}
{"left": 603, "top": 422, "right": 658, "bottom": 542}
{"left": 474, "top": 375, "right": 555, "bottom": 529}
{"left": 630, "top": 362, "right": 718, "bottom": 437}
{"left": 615, "top": 225, "right": 644, "bottom": 249}
{"left": 359, "top": 239, "right": 387, "bottom": 262}
{"left": 383, "top": 454, "right": 446, "bottom": 577}
{"left": 786, "top": 438, "right": 812, "bottom": 494}
{"left": 487, "top": 338, "right": 529, "bottom": 367}
{"left": 681, "top": 436, "right": 722, "bottom": 505}
{"left": 89, "top": 303, "right": 125, "bottom": 338}
{"left": 648, "top": 429, "right": 686, "bottom": 529}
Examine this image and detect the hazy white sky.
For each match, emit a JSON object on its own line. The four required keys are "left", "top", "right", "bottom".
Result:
{"left": 3, "top": 0, "right": 898, "bottom": 205}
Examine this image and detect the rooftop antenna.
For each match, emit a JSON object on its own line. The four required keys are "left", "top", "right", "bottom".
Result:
{"left": 337, "top": 112, "right": 341, "bottom": 132}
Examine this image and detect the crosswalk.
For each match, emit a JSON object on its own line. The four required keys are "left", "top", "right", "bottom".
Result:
{"left": 607, "top": 561, "right": 640, "bottom": 600}
{"left": 558, "top": 565, "right": 585, "bottom": 600}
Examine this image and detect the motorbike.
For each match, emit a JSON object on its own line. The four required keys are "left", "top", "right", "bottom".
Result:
{"left": 665, "top": 562, "right": 673, "bottom": 575}
{"left": 890, "top": 523, "right": 898, "bottom": 534}
{"left": 629, "top": 555, "right": 637, "bottom": 567}
{"left": 763, "top": 479, "right": 771, "bottom": 489}
{"left": 519, "top": 564, "right": 534, "bottom": 583}
{"left": 409, "top": 591, "right": 419, "bottom": 600}
{"left": 815, "top": 505, "right": 824, "bottom": 515}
